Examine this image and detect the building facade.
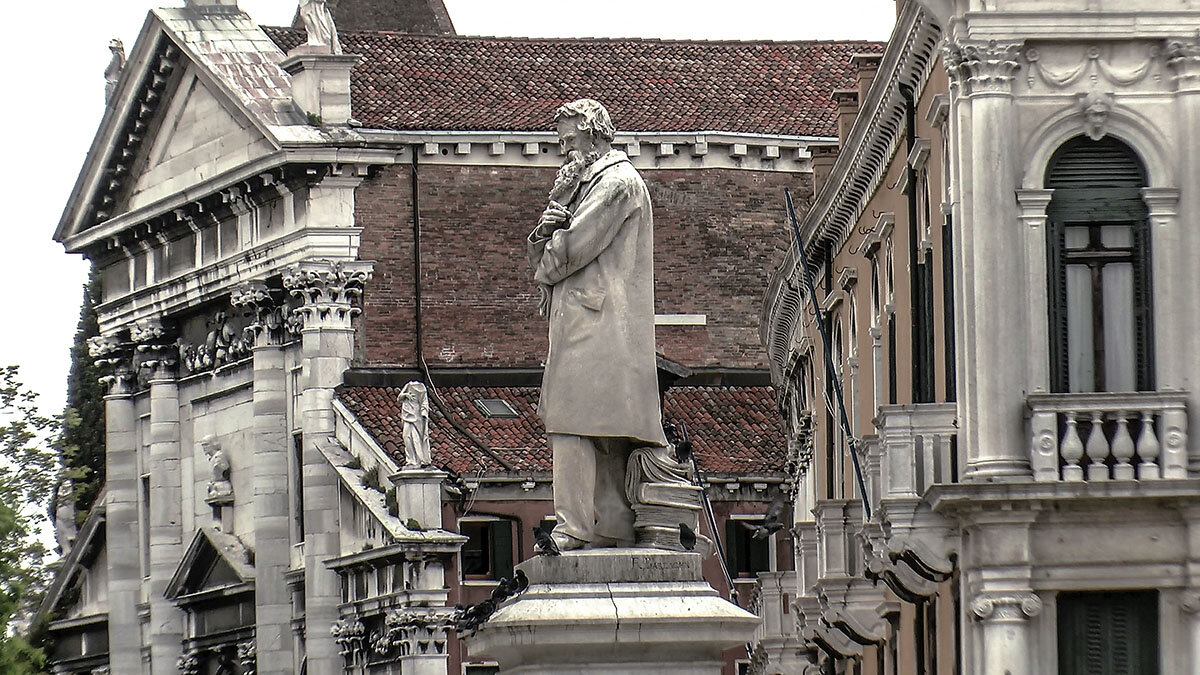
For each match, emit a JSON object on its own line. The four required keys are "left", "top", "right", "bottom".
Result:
{"left": 760, "top": 0, "right": 1200, "bottom": 673}
{"left": 38, "top": 1, "right": 877, "bottom": 674}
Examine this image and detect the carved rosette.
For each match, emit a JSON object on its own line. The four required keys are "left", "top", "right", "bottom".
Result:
{"left": 132, "top": 317, "right": 178, "bottom": 379}
{"left": 231, "top": 280, "right": 293, "bottom": 347}
{"left": 943, "top": 40, "right": 1022, "bottom": 96}
{"left": 88, "top": 332, "right": 136, "bottom": 395}
{"left": 283, "top": 260, "right": 374, "bottom": 331}
{"left": 970, "top": 592, "right": 1042, "bottom": 623}
{"left": 1166, "top": 38, "right": 1200, "bottom": 86}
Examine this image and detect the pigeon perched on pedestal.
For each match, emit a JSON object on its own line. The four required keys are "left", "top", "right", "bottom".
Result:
{"left": 679, "top": 522, "right": 697, "bottom": 551}
{"left": 533, "top": 526, "right": 561, "bottom": 556}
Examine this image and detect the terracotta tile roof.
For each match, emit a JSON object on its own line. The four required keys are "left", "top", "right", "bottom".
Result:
{"left": 337, "top": 384, "right": 786, "bottom": 476}
{"left": 262, "top": 27, "right": 880, "bottom": 136}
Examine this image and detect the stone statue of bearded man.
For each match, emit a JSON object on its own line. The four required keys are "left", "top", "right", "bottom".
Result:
{"left": 528, "top": 99, "right": 667, "bottom": 552}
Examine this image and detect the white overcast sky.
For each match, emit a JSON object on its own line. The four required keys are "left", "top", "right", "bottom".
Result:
{"left": 1, "top": 1, "right": 895, "bottom": 417}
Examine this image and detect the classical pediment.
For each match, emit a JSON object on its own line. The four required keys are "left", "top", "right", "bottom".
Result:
{"left": 165, "top": 525, "right": 255, "bottom": 601}
{"left": 55, "top": 6, "right": 305, "bottom": 250}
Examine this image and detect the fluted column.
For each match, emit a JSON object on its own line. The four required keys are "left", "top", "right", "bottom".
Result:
{"left": 943, "top": 40, "right": 1031, "bottom": 480}
{"left": 1165, "top": 38, "right": 1200, "bottom": 475}
{"left": 132, "top": 318, "right": 185, "bottom": 675}
{"left": 231, "top": 281, "right": 296, "bottom": 675}
{"left": 88, "top": 332, "right": 143, "bottom": 675}
{"left": 284, "top": 260, "right": 373, "bottom": 672}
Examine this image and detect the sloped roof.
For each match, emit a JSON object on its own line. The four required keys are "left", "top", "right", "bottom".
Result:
{"left": 337, "top": 384, "right": 787, "bottom": 475}
{"left": 156, "top": 8, "right": 304, "bottom": 129}
{"left": 263, "top": 28, "right": 880, "bottom": 136}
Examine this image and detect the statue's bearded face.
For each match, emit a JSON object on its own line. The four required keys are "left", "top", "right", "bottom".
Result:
{"left": 551, "top": 116, "right": 602, "bottom": 197}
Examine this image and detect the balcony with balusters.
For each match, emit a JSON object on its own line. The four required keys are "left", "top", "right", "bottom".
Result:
{"left": 1027, "top": 391, "right": 1191, "bottom": 483}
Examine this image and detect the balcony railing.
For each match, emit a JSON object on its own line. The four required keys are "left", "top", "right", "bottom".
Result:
{"left": 1027, "top": 391, "right": 1189, "bottom": 482}
{"left": 876, "top": 403, "right": 959, "bottom": 500}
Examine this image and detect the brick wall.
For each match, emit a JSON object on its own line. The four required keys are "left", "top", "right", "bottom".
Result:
{"left": 355, "top": 162, "right": 813, "bottom": 370}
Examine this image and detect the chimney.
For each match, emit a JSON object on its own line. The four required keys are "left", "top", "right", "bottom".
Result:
{"left": 281, "top": 48, "right": 362, "bottom": 127}
{"left": 850, "top": 53, "right": 883, "bottom": 102}
{"left": 831, "top": 90, "right": 860, "bottom": 147}
{"left": 810, "top": 145, "right": 840, "bottom": 194}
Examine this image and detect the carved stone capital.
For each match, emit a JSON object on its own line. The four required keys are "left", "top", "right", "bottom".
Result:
{"left": 284, "top": 260, "right": 373, "bottom": 331}
{"left": 237, "top": 639, "right": 257, "bottom": 675}
{"left": 231, "top": 280, "right": 293, "bottom": 347}
{"left": 88, "top": 332, "right": 136, "bottom": 395}
{"left": 970, "top": 592, "right": 1042, "bottom": 622}
{"left": 132, "top": 318, "right": 179, "bottom": 379}
{"left": 943, "top": 40, "right": 1022, "bottom": 96}
{"left": 1166, "top": 38, "right": 1200, "bottom": 86}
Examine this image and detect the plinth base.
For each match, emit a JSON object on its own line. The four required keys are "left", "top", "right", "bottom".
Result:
{"left": 466, "top": 549, "right": 758, "bottom": 674}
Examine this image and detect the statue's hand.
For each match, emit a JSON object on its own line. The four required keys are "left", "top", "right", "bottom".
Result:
{"left": 536, "top": 202, "right": 571, "bottom": 237}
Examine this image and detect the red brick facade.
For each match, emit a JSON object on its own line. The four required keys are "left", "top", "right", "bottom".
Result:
{"left": 356, "top": 162, "right": 813, "bottom": 370}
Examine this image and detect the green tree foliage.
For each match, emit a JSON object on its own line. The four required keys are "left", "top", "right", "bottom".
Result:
{"left": 60, "top": 268, "right": 104, "bottom": 517}
{"left": 0, "top": 365, "right": 62, "bottom": 671}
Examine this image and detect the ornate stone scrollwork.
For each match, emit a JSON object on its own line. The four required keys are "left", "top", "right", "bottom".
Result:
{"left": 231, "top": 281, "right": 295, "bottom": 347}
{"left": 177, "top": 651, "right": 202, "bottom": 675}
{"left": 237, "top": 639, "right": 257, "bottom": 675}
{"left": 372, "top": 608, "right": 452, "bottom": 658}
{"left": 1165, "top": 38, "right": 1200, "bottom": 85}
{"left": 179, "top": 310, "right": 251, "bottom": 373}
{"left": 88, "top": 332, "right": 136, "bottom": 395}
{"left": 331, "top": 617, "right": 367, "bottom": 658}
{"left": 283, "top": 260, "right": 374, "bottom": 331}
{"left": 942, "top": 40, "right": 1022, "bottom": 96}
{"left": 970, "top": 593, "right": 1043, "bottom": 622}
{"left": 132, "top": 317, "right": 179, "bottom": 379}
{"left": 1023, "top": 43, "right": 1161, "bottom": 89}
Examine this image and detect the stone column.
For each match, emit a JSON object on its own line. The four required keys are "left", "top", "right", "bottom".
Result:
{"left": 943, "top": 40, "right": 1031, "bottom": 480}
{"left": 88, "top": 332, "right": 143, "bottom": 675}
{"left": 1015, "top": 189, "right": 1054, "bottom": 393}
{"left": 970, "top": 592, "right": 1042, "bottom": 675}
{"left": 1166, "top": 41, "right": 1200, "bottom": 464}
{"left": 231, "top": 281, "right": 295, "bottom": 675}
{"left": 132, "top": 319, "right": 185, "bottom": 675}
{"left": 284, "top": 260, "right": 373, "bottom": 673}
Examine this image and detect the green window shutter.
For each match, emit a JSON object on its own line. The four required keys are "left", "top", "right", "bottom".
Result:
{"left": 1057, "top": 591, "right": 1158, "bottom": 675}
{"left": 490, "top": 520, "right": 514, "bottom": 580}
{"left": 748, "top": 534, "right": 770, "bottom": 575}
{"left": 725, "top": 520, "right": 742, "bottom": 577}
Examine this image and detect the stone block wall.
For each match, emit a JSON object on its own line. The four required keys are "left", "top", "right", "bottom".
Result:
{"left": 355, "top": 162, "right": 812, "bottom": 370}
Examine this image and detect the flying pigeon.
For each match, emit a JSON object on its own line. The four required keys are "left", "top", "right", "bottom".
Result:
{"left": 744, "top": 495, "right": 788, "bottom": 540}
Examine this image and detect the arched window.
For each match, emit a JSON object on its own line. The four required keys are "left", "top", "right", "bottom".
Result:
{"left": 1045, "top": 136, "right": 1153, "bottom": 393}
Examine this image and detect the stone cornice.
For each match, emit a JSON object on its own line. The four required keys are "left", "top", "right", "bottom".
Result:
{"left": 763, "top": 0, "right": 942, "bottom": 387}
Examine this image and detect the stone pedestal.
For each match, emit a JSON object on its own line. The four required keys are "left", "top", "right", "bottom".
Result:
{"left": 466, "top": 549, "right": 758, "bottom": 674}
{"left": 389, "top": 467, "right": 446, "bottom": 529}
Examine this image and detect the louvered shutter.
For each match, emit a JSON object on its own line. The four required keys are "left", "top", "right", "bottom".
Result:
{"left": 1057, "top": 591, "right": 1158, "bottom": 675}
{"left": 725, "top": 519, "right": 742, "bottom": 576}
{"left": 490, "top": 520, "right": 514, "bottom": 580}
{"left": 1045, "top": 136, "right": 1151, "bottom": 393}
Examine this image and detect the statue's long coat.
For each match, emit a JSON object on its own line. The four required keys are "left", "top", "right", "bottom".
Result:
{"left": 529, "top": 150, "right": 667, "bottom": 447}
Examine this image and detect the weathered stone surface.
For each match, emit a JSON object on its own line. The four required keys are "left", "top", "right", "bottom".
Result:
{"left": 467, "top": 550, "right": 757, "bottom": 674}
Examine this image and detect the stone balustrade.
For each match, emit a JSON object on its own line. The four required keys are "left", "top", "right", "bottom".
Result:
{"left": 877, "top": 403, "right": 959, "bottom": 499}
{"left": 1027, "top": 391, "right": 1189, "bottom": 482}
